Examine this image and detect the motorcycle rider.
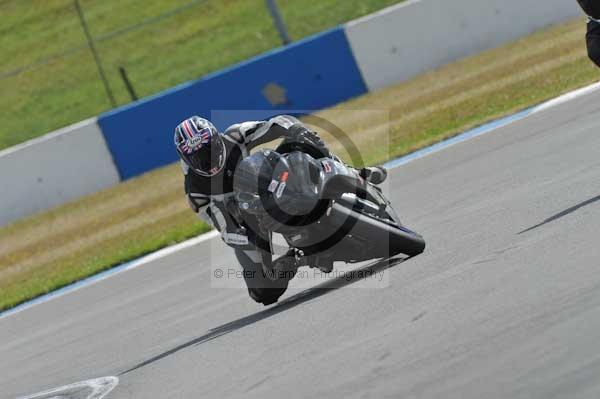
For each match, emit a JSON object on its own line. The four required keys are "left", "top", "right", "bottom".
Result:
{"left": 577, "top": 0, "right": 600, "bottom": 67}
{"left": 174, "top": 114, "right": 387, "bottom": 305}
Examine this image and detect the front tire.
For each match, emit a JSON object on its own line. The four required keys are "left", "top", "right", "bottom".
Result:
{"left": 327, "top": 203, "right": 426, "bottom": 258}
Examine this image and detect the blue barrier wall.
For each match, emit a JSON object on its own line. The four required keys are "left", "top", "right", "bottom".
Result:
{"left": 98, "top": 27, "right": 367, "bottom": 180}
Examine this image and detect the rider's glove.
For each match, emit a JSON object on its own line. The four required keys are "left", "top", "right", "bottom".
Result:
{"left": 287, "top": 124, "right": 330, "bottom": 158}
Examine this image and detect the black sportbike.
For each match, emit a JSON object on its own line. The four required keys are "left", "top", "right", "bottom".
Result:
{"left": 231, "top": 141, "right": 426, "bottom": 304}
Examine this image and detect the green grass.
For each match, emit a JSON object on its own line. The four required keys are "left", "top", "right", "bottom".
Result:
{"left": 0, "top": 0, "right": 404, "bottom": 150}
{"left": 6, "top": 214, "right": 210, "bottom": 306}
{"left": 0, "top": 16, "right": 598, "bottom": 312}
{"left": 0, "top": 164, "right": 211, "bottom": 309}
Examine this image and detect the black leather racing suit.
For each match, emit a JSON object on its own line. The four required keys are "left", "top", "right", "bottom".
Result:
{"left": 182, "top": 115, "right": 327, "bottom": 282}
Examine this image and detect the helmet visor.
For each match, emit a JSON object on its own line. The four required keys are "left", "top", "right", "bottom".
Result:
{"left": 186, "top": 136, "right": 226, "bottom": 176}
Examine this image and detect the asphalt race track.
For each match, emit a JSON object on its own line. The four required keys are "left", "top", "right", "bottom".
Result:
{"left": 3, "top": 88, "right": 600, "bottom": 399}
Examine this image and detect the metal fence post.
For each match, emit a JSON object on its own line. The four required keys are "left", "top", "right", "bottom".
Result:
{"left": 265, "top": 0, "right": 291, "bottom": 45}
{"left": 119, "top": 66, "right": 138, "bottom": 102}
{"left": 73, "top": 0, "right": 117, "bottom": 108}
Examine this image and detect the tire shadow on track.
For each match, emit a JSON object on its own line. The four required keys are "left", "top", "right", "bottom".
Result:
{"left": 518, "top": 194, "right": 600, "bottom": 234}
{"left": 120, "top": 256, "right": 408, "bottom": 375}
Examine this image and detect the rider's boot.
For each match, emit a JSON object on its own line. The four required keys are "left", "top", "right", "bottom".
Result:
{"left": 271, "top": 249, "right": 299, "bottom": 278}
{"left": 360, "top": 166, "right": 388, "bottom": 185}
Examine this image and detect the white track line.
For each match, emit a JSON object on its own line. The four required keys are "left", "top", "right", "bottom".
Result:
{"left": 2, "top": 81, "right": 600, "bottom": 320}
{"left": 530, "top": 81, "right": 600, "bottom": 114}
{"left": 18, "top": 376, "right": 118, "bottom": 399}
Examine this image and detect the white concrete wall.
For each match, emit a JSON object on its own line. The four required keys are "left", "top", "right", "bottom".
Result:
{"left": 0, "top": 118, "right": 120, "bottom": 226}
{"left": 345, "top": 0, "right": 583, "bottom": 91}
